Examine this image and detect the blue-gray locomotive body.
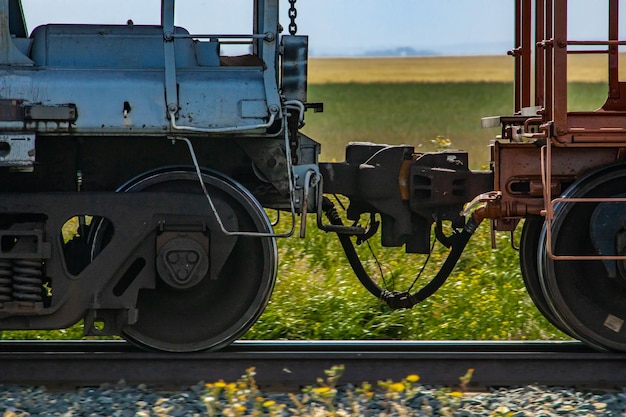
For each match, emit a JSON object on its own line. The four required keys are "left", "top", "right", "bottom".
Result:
{"left": 0, "top": 0, "right": 320, "bottom": 351}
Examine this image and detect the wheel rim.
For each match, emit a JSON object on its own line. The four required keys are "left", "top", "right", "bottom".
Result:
{"left": 117, "top": 169, "right": 277, "bottom": 352}
{"left": 538, "top": 164, "right": 626, "bottom": 351}
{"left": 519, "top": 216, "right": 573, "bottom": 336}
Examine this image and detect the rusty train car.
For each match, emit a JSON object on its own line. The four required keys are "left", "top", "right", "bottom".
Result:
{"left": 0, "top": 0, "right": 623, "bottom": 352}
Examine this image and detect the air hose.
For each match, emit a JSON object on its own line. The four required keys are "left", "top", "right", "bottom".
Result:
{"left": 322, "top": 197, "right": 483, "bottom": 309}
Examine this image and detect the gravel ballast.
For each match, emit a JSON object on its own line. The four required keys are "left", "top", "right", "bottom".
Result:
{"left": 1, "top": 382, "right": 626, "bottom": 416}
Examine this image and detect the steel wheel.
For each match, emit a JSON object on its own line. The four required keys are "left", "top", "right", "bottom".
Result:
{"left": 116, "top": 169, "right": 277, "bottom": 352}
{"left": 538, "top": 164, "right": 626, "bottom": 351}
{"left": 519, "top": 216, "right": 573, "bottom": 336}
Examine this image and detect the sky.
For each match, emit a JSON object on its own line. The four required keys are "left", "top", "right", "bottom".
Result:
{"left": 18, "top": 0, "right": 618, "bottom": 57}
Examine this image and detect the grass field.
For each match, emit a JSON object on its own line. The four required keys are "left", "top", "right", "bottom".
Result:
{"left": 303, "top": 82, "right": 510, "bottom": 164}
{"left": 303, "top": 82, "right": 607, "bottom": 164}
{"left": 308, "top": 53, "right": 621, "bottom": 84}
{"left": 303, "top": 54, "right": 613, "bottom": 163}
{"left": 308, "top": 56, "right": 515, "bottom": 84}
{"left": 247, "top": 213, "right": 562, "bottom": 341}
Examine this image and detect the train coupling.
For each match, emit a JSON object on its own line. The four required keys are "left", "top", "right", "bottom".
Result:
{"left": 319, "top": 142, "right": 493, "bottom": 254}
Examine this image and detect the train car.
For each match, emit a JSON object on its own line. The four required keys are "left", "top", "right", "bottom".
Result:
{"left": 329, "top": 0, "right": 626, "bottom": 354}
{"left": 483, "top": 0, "right": 626, "bottom": 352}
{"left": 0, "top": 0, "right": 624, "bottom": 353}
{"left": 0, "top": 0, "right": 319, "bottom": 352}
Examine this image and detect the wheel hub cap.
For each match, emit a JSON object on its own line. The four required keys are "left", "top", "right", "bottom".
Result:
{"left": 156, "top": 235, "right": 209, "bottom": 290}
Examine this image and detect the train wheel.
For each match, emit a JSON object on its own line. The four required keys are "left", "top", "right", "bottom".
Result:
{"left": 116, "top": 169, "right": 277, "bottom": 352}
{"left": 519, "top": 216, "right": 573, "bottom": 336}
{"left": 538, "top": 164, "right": 626, "bottom": 351}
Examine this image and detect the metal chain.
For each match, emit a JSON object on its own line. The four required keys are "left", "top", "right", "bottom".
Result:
{"left": 288, "top": 0, "right": 298, "bottom": 35}
{"left": 287, "top": 0, "right": 299, "bottom": 161}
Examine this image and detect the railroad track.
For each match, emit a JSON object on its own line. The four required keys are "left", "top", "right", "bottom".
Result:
{"left": 0, "top": 340, "right": 625, "bottom": 390}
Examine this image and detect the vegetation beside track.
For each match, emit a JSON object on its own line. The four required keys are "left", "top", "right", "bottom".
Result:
{"left": 248, "top": 209, "right": 567, "bottom": 341}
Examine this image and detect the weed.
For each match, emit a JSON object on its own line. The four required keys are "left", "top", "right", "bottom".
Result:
{"left": 201, "top": 366, "right": 473, "bottom": 416}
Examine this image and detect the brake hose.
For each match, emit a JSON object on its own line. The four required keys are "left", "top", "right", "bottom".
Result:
{"left": 322, "top": 197, "right": 483, "bottom": 309}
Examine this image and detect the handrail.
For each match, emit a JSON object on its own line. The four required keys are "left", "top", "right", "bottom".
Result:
{"left": 568, "top": 40, "right": 626, "bottom": 46}
{"left": 171, "top": 33, "right": 271, "bottom": 40}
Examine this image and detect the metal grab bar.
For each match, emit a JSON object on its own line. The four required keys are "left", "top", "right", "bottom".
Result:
{"left": 169, "top": 110, "right": 277, "bottom": 134}
{"left": 170, "top": 33, "right": 272, "bottom": 40}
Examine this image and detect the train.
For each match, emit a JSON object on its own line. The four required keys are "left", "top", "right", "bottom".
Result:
{"left": 0, "top": 0, "right": 623, "bottom": 352}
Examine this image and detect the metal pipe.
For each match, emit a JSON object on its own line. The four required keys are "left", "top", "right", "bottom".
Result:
{"left": 169, "top": 113, "right": 298, "bottom": 239}
{"left": 169, "top": 110, "right": 277, "bottom": 134}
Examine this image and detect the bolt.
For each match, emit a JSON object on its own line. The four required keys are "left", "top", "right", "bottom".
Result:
{"left": 187, "top": 252, "right": 199, "bottom": 263}
{"left": 167, "top": 252, "right": 180, "bottom": 263}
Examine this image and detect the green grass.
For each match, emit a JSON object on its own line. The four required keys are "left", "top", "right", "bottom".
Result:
{"left": 303, "top": 82, "right": 511, "bottom": 164}
{"left": 246, "top": 213, "right": 566, "bottom": 341}
{"left": 568, "top": 82, "right": 611, "bottom": 112}
{"left": 305, "top": 82, "right": 609, "bottom": 164}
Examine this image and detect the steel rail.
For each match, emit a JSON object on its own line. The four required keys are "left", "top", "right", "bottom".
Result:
{"left": 0, "top": 340, "right": 624, "bottom": 390}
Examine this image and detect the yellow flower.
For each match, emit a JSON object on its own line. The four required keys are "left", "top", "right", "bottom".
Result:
{"left": 449, "top": 391, "right": 463, "bottom": 397}
{"left": 405, "top": 374, "right": 420, "bottom": 383}
{"left": 236, "top": 405, "right": 247, "bottom": 412}
{"left": 227, "top": 382, "right": 237, "bottom": 391}
{"left": 312, "top": 387, "right": 331, "bottom": 394}
{"left": 263, "top": 400, "right": 276, "bottom": 407}
{"left": 388, "top": 382, "right": 405, "bottom": 392}
{"left": 214, "top": 381, "right": 227, "bottom": 388}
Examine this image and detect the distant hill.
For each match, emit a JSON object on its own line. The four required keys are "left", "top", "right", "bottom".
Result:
{"left": 309, "top": 41, "right": 512, "bottom": 58}
{"left": 361, "top": 46, "right": 437, "bottom": 57}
